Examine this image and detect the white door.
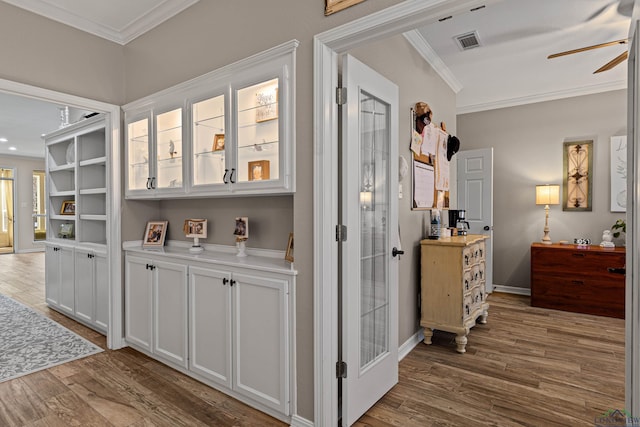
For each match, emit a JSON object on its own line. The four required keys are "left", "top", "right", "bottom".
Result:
{"left": 457, "top": 148, "right": 494, "bottom": 292}
{"left": 341, "top": 54, "right": 399, "bottom": 426}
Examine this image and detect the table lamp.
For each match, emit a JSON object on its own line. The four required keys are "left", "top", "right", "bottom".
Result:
{"left": 536, "top": 184, "right": 560, "bottom": 244}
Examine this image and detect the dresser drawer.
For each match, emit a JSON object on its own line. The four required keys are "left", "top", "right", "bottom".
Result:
{"left": 531, "top": 247, "right": 624, "bottom": 278}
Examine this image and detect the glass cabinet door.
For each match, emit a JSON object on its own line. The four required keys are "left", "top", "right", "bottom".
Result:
{"left": 192, "top": 94, "right": 226, "bottom": 188}
{"left": 127, "top": 117, "right": 150, "bottom": 192}
{"left": 236, "top": 78, "right": 279, "bottom": 184}
{"left": 155, "top": 108, "right": 183, "bottom": 190}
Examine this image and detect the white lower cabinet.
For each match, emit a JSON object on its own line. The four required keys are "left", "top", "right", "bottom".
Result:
{"left": 124, "top": 247, "right": 295, "bottom": 422}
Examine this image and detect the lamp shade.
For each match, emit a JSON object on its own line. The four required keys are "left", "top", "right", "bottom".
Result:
{"left": 536, "top": 184, "right": 560, "bottom": 205}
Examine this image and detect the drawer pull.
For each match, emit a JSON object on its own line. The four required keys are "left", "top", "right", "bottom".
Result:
{"left": 572, "top": 253, "right": 586, "bottom": 257}
{"left": 607, "top": 267, "right": 626, "bottom": 275}
{"left": 571, "top": 280, "right": 584, "bottom": 285}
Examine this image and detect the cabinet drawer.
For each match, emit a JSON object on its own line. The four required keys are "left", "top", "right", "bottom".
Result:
{"left": 531, "top": 247, "right": 624, "bottom": 278}
{"left": 531, "top": 274, "right": 624, "bottom": 318}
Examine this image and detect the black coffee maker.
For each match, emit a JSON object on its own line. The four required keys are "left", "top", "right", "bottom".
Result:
{"left": 448, "top": 209, "right": 470, "bottom": 236}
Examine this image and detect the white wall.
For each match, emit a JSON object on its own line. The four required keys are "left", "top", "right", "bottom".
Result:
{"left": 0, "top": 156, "right": 46, "bottom": 253}
{"left": 458, "top": 89, "right": 626, "bottom": 291}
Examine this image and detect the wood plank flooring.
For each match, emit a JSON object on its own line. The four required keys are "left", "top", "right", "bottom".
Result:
{"left": 0, "top": 253, "right": 626, "bottom": 426}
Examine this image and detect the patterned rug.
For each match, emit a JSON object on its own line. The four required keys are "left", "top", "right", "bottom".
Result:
{"left": 0, "top": 294, "right": 103, "bottom": 382}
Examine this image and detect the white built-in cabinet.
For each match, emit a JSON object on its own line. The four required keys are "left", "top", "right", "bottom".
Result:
{"left": 124, "top": 245, "right": 296, "bottom": 422}
{"left": 44, "top": 114, "right": 112, "bottom": 335}
{"left": 124, "top": 40, "right": 298, "bottom": 199}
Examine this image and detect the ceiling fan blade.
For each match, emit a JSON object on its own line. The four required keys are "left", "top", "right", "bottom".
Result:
{"left": 547, "top": 38, "right": 628, "bottom": 59}
{"left": 594, "top": 51, "right": 629, "bottom": 73}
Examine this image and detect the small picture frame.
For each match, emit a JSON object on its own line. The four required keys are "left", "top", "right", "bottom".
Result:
{"left": 285, "top": 232, "right": 294, "bottom": 262}
{"left": 212, "top": 134, "right": 225, "bottom": 151}
{"left": 60, "top": 200, "right": 75, "bottom": 215}
{"left": 233, "top": 217, "right": 248, "bottom": 239}
{"left": 248, "top": 160, "right": 270, "bottom": 181}
{"left": 143, "top": 221, "right": 168, "bottom": 248}
{"left": 183, "top": 218, "right": 208, "bottom": 238}
{"left": 58, "top": 223, "right": 74, "bottom": 239}
{"left": 255, "top": 86, "right": 278, "bottom": 123}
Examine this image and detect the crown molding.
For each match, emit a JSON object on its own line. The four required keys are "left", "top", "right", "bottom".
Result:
{"left": 2, "top": 0, "right": 199, "bottom": 45}
{"left": 457, "top": 79, "right": 627, "bottom": 114}
{"left": 403, "top": 30, "right": 463, "bottom": 94}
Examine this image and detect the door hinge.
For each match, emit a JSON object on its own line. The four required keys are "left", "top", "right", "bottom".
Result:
{"left": 336, "top": 361, "right": 347, "bottom": 378}
{"left": 336, "top": 224, "right": 347, "bottom": 242}
{"left": 336, "top": 87, "right": 347, "bottom": 105}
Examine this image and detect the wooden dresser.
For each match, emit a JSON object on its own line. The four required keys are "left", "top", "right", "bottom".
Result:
{"left": 420, "top": 234, "right": 489, "bottom": 353}
{"left": 530, "top": 243, "right": 625, "bottom": 318}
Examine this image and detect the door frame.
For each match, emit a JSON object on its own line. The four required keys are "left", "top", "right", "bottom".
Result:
{"left": 313, "top": 0, "right": 499, "bottom": 425}
{"left": 0, "top": 78, "right": 124, "bottom": 350}
{"left": 0, "top": 168, "right": 16, "bottom": 252}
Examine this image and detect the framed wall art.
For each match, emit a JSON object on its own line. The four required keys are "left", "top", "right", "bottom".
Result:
{"left": 563, "top": 140, "right": 593, "bottom": 211}
{"left": 325, "top": 0, "right": 365, "bottom": 15}
{"left": 610, "top": 135, "right": 627, "bottom": 212}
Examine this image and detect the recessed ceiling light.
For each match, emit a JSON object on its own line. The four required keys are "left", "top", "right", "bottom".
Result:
{"left": 8, "top": 147, "right": 16, "bottom": 151}
{"left": 0, "top": 138, "right": 7, "bottom": 143}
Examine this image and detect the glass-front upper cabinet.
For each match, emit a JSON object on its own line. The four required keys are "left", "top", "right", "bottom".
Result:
{"left": 155, "top": 107, "right": 184, "bottom": 192}
{"left": 127, "top": 114, "right": 150, "bottom": 193}
{"left": 191, "top": 93, "right": 227, "bottom": 191}
{"left": 235, "top": 78, "right": 280, "bottom": 187}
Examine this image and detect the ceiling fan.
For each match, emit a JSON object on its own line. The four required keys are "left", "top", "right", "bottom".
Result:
{"left": 548, "top": 38, "right": 629, "bottom": 74}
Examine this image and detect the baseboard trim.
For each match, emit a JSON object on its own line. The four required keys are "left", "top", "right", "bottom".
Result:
{"left": 399, "top": 329, "right": 424, "bottom": 361}
{"left": 493, "top": 285, "right": 531, "bottom": 296}
{"left": 290, "top": 414, "right": 314, "bottom": 427}
{"left": 16, "top": 248, "right": 45, "bottom": 253}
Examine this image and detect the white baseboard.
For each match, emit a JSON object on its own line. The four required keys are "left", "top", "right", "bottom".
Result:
{"left": 493, "top": 285, "right": 531, "bottom": 296}
{"left": 399, "top": 329, "right": 424, "bottom": 361}
{"left": 290, "top": 414, "right": 314, "bottom": 427}
{"left": 16, "top": 248, "right": 45, "bottom": 253}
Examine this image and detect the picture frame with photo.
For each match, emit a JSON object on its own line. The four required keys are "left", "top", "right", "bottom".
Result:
{"left": 285, "top": 232, "right": 294, "bottom": 262}
{"left": 212, "top": 134, "right": 225, "bottom": 151}
{"left": 255, "top": 86, "right": 278, "bottom": 123}
{"left": 143, "top": 221, "right": 168, "bottom": 248}
{"left": 233, "top": 217, "right": 248, "bottom": 240}
{"left": 60, "top": 200, "right": 75, "bottom": 215}
{"left": 248, "top": 160, "right": 270, "bottom": 181}
{"left": 183, "top": 218, "right": 208, "bottom": 238}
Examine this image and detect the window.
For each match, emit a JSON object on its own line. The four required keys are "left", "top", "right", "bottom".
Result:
{"left": 33, "top": 170, "right": 46, "bottom": 241}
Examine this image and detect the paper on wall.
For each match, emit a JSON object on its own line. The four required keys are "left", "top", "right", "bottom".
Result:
{"left": 413, "top": 161, "right": 434, "bottom": 208}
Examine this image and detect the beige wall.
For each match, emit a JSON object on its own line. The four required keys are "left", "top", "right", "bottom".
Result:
{"left": 458, "top": 89, "right": 626, "bottom": 291}
{"left": 347, "top": 34, "right": 457, "bottom": 347}
{"left": 0, "top": 156, "right": 46, "bottom": 253}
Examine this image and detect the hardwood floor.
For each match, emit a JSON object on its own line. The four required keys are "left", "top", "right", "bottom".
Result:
{"left": 0, "top": 253, "right": 626, "bottom": 426}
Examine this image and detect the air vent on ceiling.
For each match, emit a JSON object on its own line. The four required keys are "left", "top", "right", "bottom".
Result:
{"left": 455, "top": 31, "right": 481, "bottom": 50}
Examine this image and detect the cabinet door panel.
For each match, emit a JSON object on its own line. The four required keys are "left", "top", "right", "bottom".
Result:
{"left": 189, "top": 266, "right": 232, "bottom": 387}
{"left": 45, "top": 245, "right": 60, "bottom": 306}
{"left": 153, "top": 260, "right": 188, "bottom": 367}
{"left": 125, "top": 256, "right": 153, "bottom": 351}
{"left": 233, "top": 272, "right": 289, "bottom": 414}
{"left": 74, "top": 249, "right": 94, "bottom": 323}
{"left": 59, "top": 246, "right": 75, "bottom": 314}
{"left": 95, "top": 253, "right": 109, "bottom": 331}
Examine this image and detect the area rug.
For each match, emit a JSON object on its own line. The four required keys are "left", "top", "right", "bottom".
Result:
{"left": 0, "top": 293, "right": 103, "bottom": 382}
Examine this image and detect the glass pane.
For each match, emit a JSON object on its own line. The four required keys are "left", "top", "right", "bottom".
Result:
{"left": 359, "top": 91, "right": 390, "bottom": 369}
{"left": 192, "top": 95, "right": 225, "bottom": 187}
{"left": 128, "top": 118, "right": 149, "bottom": 191}
{"left": 156, "top": 108, "right": 183, "bottom": 189}
{"left": 236, "top": 78, "right": 279, "bottom": 183}
{"left": 33, "top": 170, "right": 46, "bottom": 241}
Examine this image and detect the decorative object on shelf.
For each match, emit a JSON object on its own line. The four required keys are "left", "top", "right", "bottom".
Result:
{"left": 59, "top": 106, "right": 69, "bottom": 128}
{"left": 600, "top": 230, "right": 615, "bottom": 248}
{"left": 169, "top": 140, "right": 177, "bottom": 158}
{"left": 535, "top": 184, "right": 560, "bottom": 244}
{"left": 248, "top": 160, "right": 270, "bottom": 181}
{"left": 60, "top": 200, "right": 75, "bottom": 215}
{"left": 611, "top": 135, "right": 627, "bottom": 212}
{"left": 212, "top": 134, "right": 225, "bottom": 151}
{"left": 574, "top": 238, "right": 591, "bottom": 245}
{"left": 325, "top": 0, "right": 365, "bottom": 15}
{"left": 255, "top": 85, "right": 278, "bottom": 123}
{"left": 183, "top": 218, "right": 207, "bottom": 253}
{"left": 58, "top": 223, "right": 74, "bottom": 239}
{"left": 234, "top": 217, "right": 248, "bottom": 257}
{"left": 563, "top": 140, "right": 593, "bottom": 211}
{"left": 65, "top": 141, "right": 75, "bottom": 164}
{"left": 143, "top": 221, "right": 168, "bottom": 248}
{"left": 612, "top": 218, "right": 626, "bottom": 238}
{"left": 285, "top": 232, "right": 294, "bottom": 262}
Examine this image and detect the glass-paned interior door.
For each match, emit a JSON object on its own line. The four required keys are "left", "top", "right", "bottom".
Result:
{"left": 359, "top": 95, "right": 389, "bottom": 367}
{"left": 33, "top": 170, "right": 46, "bottom": 241}
{"left": 0, "top": 168, "right": 15, "bottom": 252}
